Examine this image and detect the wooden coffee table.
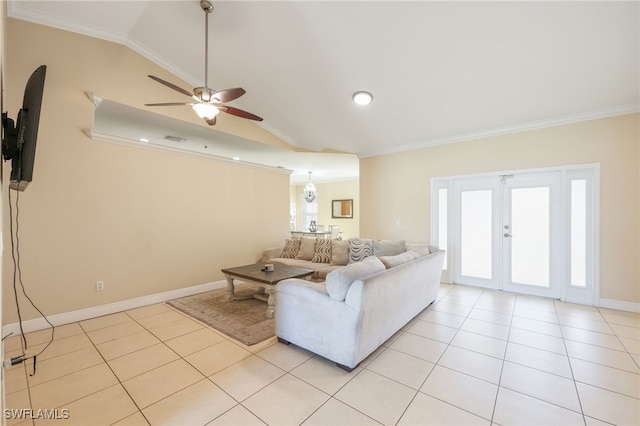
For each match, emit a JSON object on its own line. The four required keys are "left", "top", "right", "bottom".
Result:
{"left": 221, "top": 264, "right": 314, "bottom": 318}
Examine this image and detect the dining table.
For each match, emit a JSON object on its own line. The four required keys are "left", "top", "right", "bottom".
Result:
{"left": 290, "top": 230, "right": 332, "bottom": 239}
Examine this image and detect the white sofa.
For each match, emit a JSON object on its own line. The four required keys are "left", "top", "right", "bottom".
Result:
{"left": 274, "top": 246, "right": 445, "bottom": 371}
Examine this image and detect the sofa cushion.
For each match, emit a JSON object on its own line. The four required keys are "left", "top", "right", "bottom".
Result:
{"left": 411, "top": 246, "right": 430, "bottom": 257}
{"left": 296, "top": 238, "right": 316, "bottom": 260}
{"left": 406, "top": 243, "right": 429, "bottom": 252}
{"left": 331, "top": 240, "right": 349, "bottom": 265}
{"left": 315, "top": 264, "right": 343, "bottom": 279}
{"left": 373, "top": 240, "right": 406, "bottom": 256}
{"left": 281, "top": 239, "right": 301, "bottom": 259}
{"left": 348, "top": 238, "right": 373, "bottom": 263}
{"left": 325, "top": 257, "right": 385, "bottom": 301}
{"left": 312, "top": 239, "right": 332, "bottom": 263}
{"left": 405, "top": 250, "right": 425, "bottom": 259}
{"left": 378, "top": 252, "right": 416, "bottom": 269}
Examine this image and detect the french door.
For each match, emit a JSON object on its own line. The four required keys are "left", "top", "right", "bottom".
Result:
{"left": 452, "top": 172, "right": 562, "bottom": 298}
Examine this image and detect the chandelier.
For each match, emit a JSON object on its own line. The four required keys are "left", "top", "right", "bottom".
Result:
{"left": 303, "top": 171, "right": 317, "bottom": 203}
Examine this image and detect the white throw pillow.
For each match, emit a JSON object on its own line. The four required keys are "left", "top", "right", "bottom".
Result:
{"left": 373, "top": 240, "right": 406, "bottom": 256}
{"left": 378, "top": 252, "right": 415, "bottom": 269}
{"left": 325, "top": 257, "right": 385, "bottom": 301}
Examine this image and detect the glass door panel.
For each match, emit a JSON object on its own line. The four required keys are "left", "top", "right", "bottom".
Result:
{"left": 510, "top": 187, "right": 550, "bottom": 287}
{"left": 570, "top": 179, "right": 587, "bottom": 287}
{"left": 438, "top": 187, "right": 449, "bottom": 268}
{"left": 461, "top": 190, "right": 493, "bottom": 279}
{"left": 453, "top": 178, "right": 500, "bottom": 289}
{"left": 502, "top": 173, "right": 561, "bottom": 298}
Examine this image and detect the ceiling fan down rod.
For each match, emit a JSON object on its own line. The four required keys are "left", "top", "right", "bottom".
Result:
{"left": 201, "top": 0, "right": 213, "bottom": 92}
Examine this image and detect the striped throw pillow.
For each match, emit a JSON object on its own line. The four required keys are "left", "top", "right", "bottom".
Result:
{"left": 281, "top": 239, "right": 301, "bottom": 258}
{"left": 348, "top": 238, "right": 373, "bottom": 263}
{"left": 312, "top": 238, "right": 332, "bottom": 263}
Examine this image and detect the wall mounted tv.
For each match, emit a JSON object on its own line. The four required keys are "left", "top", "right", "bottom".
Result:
{"left": 2, "top": 65, "right": 47, "bottom": 191}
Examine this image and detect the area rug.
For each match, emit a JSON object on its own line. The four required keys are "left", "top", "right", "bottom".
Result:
{"left": 167, "top": 285, "right": 274, "bottom": 346}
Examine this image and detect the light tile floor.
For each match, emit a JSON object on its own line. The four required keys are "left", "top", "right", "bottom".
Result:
{"left": 3, "top": 284, "right": 639, "bottom": 425}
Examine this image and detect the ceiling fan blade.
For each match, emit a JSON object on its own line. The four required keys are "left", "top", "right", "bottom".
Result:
{"left": 204, "top": 116, "right": 217, "bottom": 126}
{"left": 145, "top": 102, "right": 194, "bottom": 107}
{"left": 212, "top": 88, "right": 246, "bottom": 103}
{"left": 219, "top": 106, "right": 263, "bottom": 121}
{"left": 148, "top": 75, "right": 193, "bottom": 97}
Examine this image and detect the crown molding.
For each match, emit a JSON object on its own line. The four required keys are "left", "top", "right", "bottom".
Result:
{"left": 358, "top": 104, "right": 640, "bottom": 159}
{"left": 8, "top": 0, "right": 128, "bottom": 46}
{"left": 8, "top": 0, "right": 202, "bottom": 89}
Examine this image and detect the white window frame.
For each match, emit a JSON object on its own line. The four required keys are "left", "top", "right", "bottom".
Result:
{"left": 431, "top": 179, "right": 453, "bottom": 283}
{"left": 301, "top": 194, "right": 318, "bottom": 231}
{"left": 563, "top": 166, "right": 599, "bottom": 305}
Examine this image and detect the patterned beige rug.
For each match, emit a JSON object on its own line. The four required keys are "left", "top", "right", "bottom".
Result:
{"left": 167, "top": 285, "right": 274, "bottom": 346}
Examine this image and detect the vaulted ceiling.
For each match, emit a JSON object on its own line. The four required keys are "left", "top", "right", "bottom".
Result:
{"left": 8, "top": 1, "right": 639, "bottom": 160}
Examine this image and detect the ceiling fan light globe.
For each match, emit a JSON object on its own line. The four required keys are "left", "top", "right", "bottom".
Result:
{"left": 192, "top": 103, "right": 219, "bottom": 119}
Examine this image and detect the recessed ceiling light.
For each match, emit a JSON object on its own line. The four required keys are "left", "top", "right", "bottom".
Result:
{"left": 352, "top": 91, "right": 373, "bottom": 106}
{"left": 139, "top": 138, "right": 149, "bottom": 143}
{"left": 164, "top": 135, "right": 186, "bottom": 143}
{"left": 232, "top": 156, "right": 240, "bottom": 161}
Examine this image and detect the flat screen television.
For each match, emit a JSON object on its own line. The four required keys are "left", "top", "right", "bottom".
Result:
{"left": 2, "top": 65, "right": 47, "bottom": 191}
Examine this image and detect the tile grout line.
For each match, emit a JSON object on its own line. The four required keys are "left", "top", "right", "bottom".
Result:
{"left": 488, "top": 288, "right": 518, "bottom": 425}
{"left": 120, "top": 308, "right": 234, "bottom": 425}
{"left": 8, "top": 287, "right": 639, "bottom": 426}
{"left": 382, "top": 284, "right": 461, "bottom": 426}
{"left": 596, "top": 306, "right": 640, "bottom": 370}
{"left": 79, "top": 315, "right": 152, "bottom": 426}
{"left": 405, "top": 284, "right": 499, "bottom": 424}
{"left": 554, "top": 300, "right": 588, "bottom": 426}
{"left": 502, "top": 296, "right": 598, "bottom": 421}
{"left": 136, "top": 304, "right": 325, "bottom": 425}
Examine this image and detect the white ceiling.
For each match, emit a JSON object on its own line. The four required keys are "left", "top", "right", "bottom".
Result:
{"left": 8, "top": 1, "right": 640, "bottom": 169}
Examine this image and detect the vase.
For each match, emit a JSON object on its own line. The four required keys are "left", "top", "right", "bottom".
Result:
{"left": 309, "top": 220, "right": 318, "bottom": 232}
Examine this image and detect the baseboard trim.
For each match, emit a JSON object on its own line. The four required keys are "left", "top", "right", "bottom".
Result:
{"left": 598, "top": 298, "right": 640, "bottom": 313}
{"left": 2, "top": 280, "right": 227, "bottom": 336}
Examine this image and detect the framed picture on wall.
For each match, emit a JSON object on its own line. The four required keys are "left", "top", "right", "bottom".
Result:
{"left": 332, "top": 199, "right": 353, "bottom": 218}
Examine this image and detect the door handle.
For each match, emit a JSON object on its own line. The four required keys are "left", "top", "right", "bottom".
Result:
{"left": 504, "top": 233, "right": 512, "bottom": 238}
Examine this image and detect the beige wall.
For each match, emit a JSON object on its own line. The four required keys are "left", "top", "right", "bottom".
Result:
{"left": 291, "top": 179, "right": 359, "bottom": 240}
{"left": 361, "top": 114, "right": 640, "bottom": 304}
{"left": 2, "top": 20, "right": 294, "bottom": 323}
{"left": 4, "top": 18, "right": 638, "bottom": 320}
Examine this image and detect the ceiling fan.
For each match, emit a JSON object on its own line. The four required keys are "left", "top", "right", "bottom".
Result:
{"left": 145, "top": 0, "right": 262, "bottom": 126}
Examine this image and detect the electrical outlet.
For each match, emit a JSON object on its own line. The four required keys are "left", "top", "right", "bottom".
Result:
{"left": 96, "top": 281, "right": 104, "bottom": 291}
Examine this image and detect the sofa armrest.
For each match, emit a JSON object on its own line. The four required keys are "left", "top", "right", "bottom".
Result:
{"left": 275, "top": 278, "right": 361, "bottom": 367}
{"left": 259, "top": 247, "right": 284, "bottom": 263}
{"left": 276, "top": 278, "right": 328, "bottom": 300}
